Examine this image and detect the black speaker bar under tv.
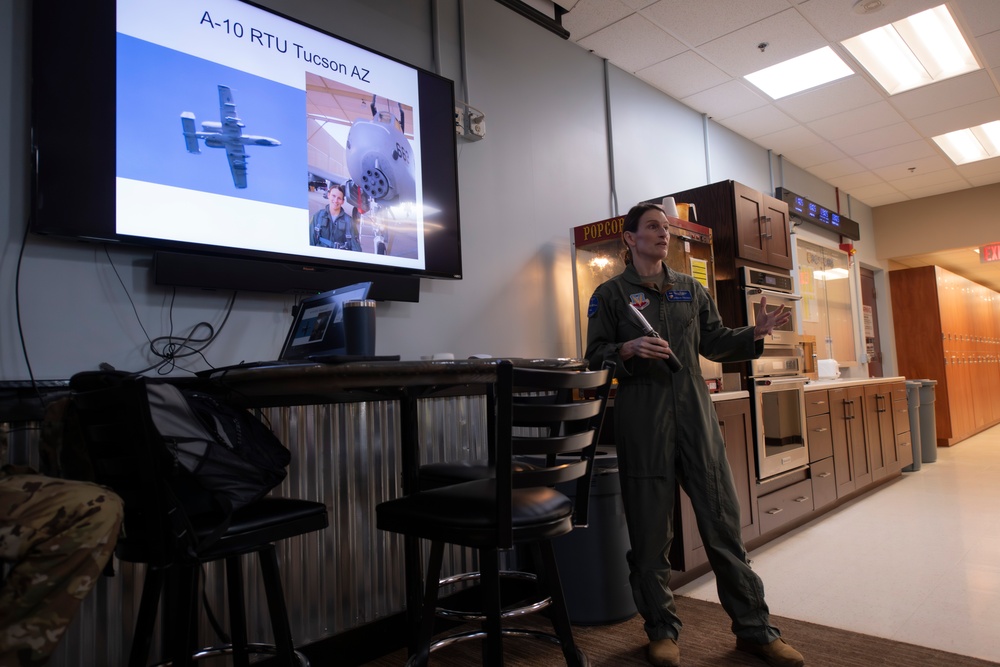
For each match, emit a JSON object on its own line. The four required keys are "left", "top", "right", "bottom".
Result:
{"left": 154, "top": 251, "right": 421, "bottom": 302}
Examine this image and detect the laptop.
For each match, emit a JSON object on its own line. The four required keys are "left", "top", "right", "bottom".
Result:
{"left": 198, "top": 282, "right": 397, "bottom": 378}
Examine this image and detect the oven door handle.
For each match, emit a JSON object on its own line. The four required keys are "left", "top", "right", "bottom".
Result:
{"left": 754, "top": 377, "right": 807, "bottom": 387}
{"left": 750, "top": 287, "right": 803, "bottom": 300}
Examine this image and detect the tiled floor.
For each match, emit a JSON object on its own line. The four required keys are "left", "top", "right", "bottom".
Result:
{"left": 675, "top": 423, "right": 1000, "bottom": 663}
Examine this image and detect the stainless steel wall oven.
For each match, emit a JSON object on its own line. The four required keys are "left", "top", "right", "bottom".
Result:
{"left": 742, "top": 266, "right": 809, "bottom": 479}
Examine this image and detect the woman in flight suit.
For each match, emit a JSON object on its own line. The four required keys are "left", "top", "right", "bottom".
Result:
{"left": 584, "top": 202, "right": 803, "bottom": 667}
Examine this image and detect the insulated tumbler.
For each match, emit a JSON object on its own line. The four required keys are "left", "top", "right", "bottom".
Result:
{"left": 343, "top": 300, "right": 376, "bottom": 356}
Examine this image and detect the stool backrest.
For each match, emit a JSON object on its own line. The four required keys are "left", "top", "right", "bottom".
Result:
{"left": 493, "top": 360, "right": 615, "bottom": 541}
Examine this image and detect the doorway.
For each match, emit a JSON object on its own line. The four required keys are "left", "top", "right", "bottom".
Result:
{"left": 860, "top": 267, "right": 884, "bottom": 377}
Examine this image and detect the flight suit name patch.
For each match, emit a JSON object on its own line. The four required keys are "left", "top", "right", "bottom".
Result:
{"left": 666, "top": 290, "right": 692, "bottom": 302}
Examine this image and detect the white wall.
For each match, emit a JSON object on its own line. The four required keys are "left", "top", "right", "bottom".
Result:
{"left": 0, "top": 0, "right": 899, "bottom": 380}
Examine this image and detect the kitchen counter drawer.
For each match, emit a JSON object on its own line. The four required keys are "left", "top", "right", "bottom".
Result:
{"left": 811, "top": 457, "right": 836, "bottom": 511}
{"left": 758, "top": 478, "right": 814, "bottom": 536}
{"left": 807, "top": 413, "right": 833, "bottom": 462}
{"left": 805, "top": 391, "right": 830, "bottom": 417}
{"left": 894, "top": 398, "right": 909, "bottom": 435}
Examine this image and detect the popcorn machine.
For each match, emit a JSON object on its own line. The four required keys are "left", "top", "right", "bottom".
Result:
{"left": 571, "top": 212, "right": 724, "bottom": 390}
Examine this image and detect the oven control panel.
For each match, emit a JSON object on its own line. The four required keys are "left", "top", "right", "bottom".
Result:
{"left": 743, "top": 266, "right": 794, "bottom": 293}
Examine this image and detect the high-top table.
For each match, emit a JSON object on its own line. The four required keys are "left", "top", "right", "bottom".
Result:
{"left": 194, "top": 357, "right": 589, "bottom": 655}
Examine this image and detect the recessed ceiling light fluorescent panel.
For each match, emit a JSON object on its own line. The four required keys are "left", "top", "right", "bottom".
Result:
{"left": 933, "top": 121, "right": 1000, "bottom": 165}
{"left": 841, "top": 4, "right": 979, "bottom": 95}
{"left": 744, "top": 47, "right": 853, "bottom": 99}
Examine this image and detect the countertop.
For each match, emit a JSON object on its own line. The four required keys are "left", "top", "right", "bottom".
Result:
{"left": 804, "top": 376, "right": 906, "bottom": 391}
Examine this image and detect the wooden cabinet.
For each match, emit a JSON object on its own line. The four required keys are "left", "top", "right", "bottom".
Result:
{"left": 667, "top": 180, "right": 793, "bottom": 334}
{"left": 672, "top": 397, "right": 757, "bottom": 571}
{"left": 889, "top": 265, "right": 1000, "bottom": 447}
{"left": 733, "top": 183, "right": 793, "bottom": 270}
{"left": 829, "top": 385, "right": 870, "bottom": 495}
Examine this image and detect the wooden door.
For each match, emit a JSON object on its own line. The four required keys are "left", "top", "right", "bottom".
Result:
{"left": 865, "top": 385, "right": 888, "bottom": 480}
{"left": 845, "top": 386, "right": 871, "bottom": 488}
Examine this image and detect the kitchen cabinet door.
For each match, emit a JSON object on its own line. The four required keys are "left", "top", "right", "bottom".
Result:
{"left": 830, "top": 386, "right": 870, "bottom": 495}
{"left": 672, "top": 398, "right": 757, "bottom": 571}
{"left": 864, "top": 384, "right": 896, "bottom": 479}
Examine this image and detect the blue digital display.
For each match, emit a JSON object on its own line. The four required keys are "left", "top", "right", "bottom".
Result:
{"left": 776, "top": 187, "right": 859, "bottom": 239}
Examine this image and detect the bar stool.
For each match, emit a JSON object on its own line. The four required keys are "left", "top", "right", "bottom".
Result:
{"left": 69, "top": 372, "right": 329, "bottom": 667}
{"left": 376, "top": 360, "right": 614, "bottom": 666}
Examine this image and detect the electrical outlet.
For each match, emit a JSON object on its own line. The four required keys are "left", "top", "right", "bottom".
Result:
{"left": 468, "top": 112, "right": 485, "bottom": 140}
{"left": 454, "top": 106, "right": 465, "bottom": 136}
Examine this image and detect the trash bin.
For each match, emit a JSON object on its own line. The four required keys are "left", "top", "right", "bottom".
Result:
{"left": 918, "top": 379, "right": 938, "bottom": 463}
{"left": 902, "top": 381, "right": 921, "bottom": 472}
{"left": 547, "top": 449, "right": 636, "bottom": 625}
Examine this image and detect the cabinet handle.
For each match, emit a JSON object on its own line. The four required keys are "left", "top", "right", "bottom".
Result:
{"left": 811, "top": 400, "right": 827, "bottom": 407}
{"left": 817, "top": 472, "right": 832, "bottom": 478}
{"left": 794, "top": 496, "right": 810, "bottom": 503}
{"left": 766, "top": 508, "right": 783, "bottom": 515}
{"left": 812, "top": 427, "right": 828, "bottom": 432}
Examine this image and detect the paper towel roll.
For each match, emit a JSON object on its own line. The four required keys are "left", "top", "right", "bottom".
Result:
{"left": 660, "top": 196, "right": 679, "bottom": 218}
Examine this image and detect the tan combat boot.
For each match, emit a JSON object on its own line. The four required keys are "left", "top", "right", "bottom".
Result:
{"left": 647, "top": 638, "right": 680, "bottom": 667}
{"left": 736, "top": 637, "right": 805, "bottom": 667}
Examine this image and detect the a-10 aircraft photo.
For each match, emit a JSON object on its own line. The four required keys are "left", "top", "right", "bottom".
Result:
{"left": 181, "top": 84, "right": 280, "bottom": 189}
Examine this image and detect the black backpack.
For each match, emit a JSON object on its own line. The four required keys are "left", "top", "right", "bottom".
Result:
{"left": 145, "top": 383, "right": 291, "bottom": 550}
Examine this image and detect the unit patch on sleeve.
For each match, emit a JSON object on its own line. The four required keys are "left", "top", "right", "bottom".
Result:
{"left": 666, "top": 290, "right": 693, "bottom": 302}
{"left": 587, "top": 295, "right": 599, "bottom": 318}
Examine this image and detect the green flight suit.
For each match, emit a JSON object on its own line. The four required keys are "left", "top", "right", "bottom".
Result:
{"left": 585, "top": 263, "right": 782, "bottom": 644}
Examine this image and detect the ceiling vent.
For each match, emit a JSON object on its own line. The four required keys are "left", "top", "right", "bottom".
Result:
{"left": 853, "top": 0, "right": 889, "bottom": 15}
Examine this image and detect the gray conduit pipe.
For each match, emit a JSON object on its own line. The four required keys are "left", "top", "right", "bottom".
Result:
{"left": 603, "top": 59, "right": 619, "bottom": 216}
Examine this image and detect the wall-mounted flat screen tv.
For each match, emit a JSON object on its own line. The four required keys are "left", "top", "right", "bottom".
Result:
{"left": 31, "top": 0, "right": 462, "bottom": 301}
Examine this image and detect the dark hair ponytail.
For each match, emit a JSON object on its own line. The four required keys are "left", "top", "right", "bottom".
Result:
{"left": 620, "top": 202, "right": 662, "bottom": 265}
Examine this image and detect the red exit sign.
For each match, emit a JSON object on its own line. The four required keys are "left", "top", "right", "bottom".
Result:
{"left": 981, "top": 243, "right": 1000, "bottom": 264}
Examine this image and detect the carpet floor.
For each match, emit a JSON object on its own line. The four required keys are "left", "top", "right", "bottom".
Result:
{"left": 363, "top": 595, "right": 999, "bottom": 666}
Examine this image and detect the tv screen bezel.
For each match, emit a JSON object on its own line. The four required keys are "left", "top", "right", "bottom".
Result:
{"left": 29, "top": 0, "right": 463, "bottom": 294}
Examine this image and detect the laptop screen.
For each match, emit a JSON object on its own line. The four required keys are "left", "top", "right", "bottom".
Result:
{"left": 279, "top": 282, "right": 372, "bottom": 361}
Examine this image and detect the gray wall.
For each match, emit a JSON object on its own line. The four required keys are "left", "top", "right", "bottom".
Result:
{"left": 1, "top": 0, "right": 890, "bottom": 380}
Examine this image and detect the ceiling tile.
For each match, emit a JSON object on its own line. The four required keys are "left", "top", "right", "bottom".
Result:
{"left": 621, "top": 0, "right": 658, "bottom": 9}
{"left": 897, "top": 179, "right": 972, "bottom": 199}
{"left": 636, "top": 51, "right": 732, "bottom": 100}
{"left": 848, "top": 180, "right": 905, "bottom": 203}
{"left": 809, "top": 157, "right": 868, "bottom": 181}
{"left": 884, "top": 167, "right": 966, "bottom": 190}
{"left": 953, "top": 0, "right": 1000, "bottom": 38}
{"left": 908, "top": 97, "right": 1000, "bottom": 137}
{"left": 871, "top": 155, "right": 954, "bottom": 182}
{"left": 832, "top": 122, "right": 922, "bottom": 156}
{"left": 680, "top": 79, "right": 768, "bottom": 117}
{"left": 965, "top": 172, "right": 1000, "bottom": 187}
{"left": 774, "top": 75, "right": 881, "bottom": 123}
{"left": 754, "top": 124, "right": 826, "bottom": 153}
{"left": 854, "top": 140, "right": 938, "bottom": 170}
{"left": 716, "top": 105, "right": 798, "bottom": 138}
{"left": 697, "top": 9, "right": 829, "bottom": 77}
{"left": 639, "top": 0, "right": 790, "bottom": 47}
{"left": 889, "top": 71, "right": 998, "bottom": 119}
{"left": 578, "top": 15, "right": 687, "bottom": 72}
{"left": 956, "top": 156, "right": 1000, "bottom": 177}
{"left": 825, "top": 171, "right": 881, "bottom": 191}
{"left": 976, "top": 30, "right": 1000, "bottom": 69}
{"left": 781, "top": 141, "right": 847, "bottom": 168}
{"left": 795, "top": 0, "right": 944, "bottom": 42}
{"left": 806, "top": 101, "right": 904, "bottom": 141}
{"left": 562, "top": 0, "right": 634, "bottom": 40}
